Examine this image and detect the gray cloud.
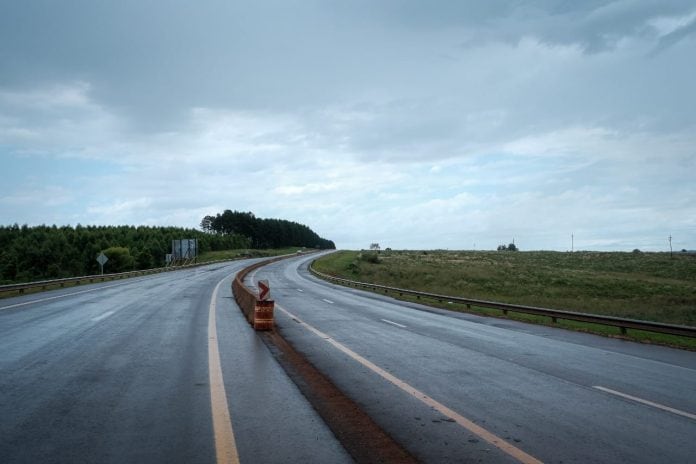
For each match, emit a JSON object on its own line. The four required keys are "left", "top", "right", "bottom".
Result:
{"left": 1, "top": 1, "right": 694, "bottom": 250}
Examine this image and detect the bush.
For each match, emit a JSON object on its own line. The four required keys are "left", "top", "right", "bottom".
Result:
{"left": 103, "top": 246, "right": 135, "bottom": 273}
{"left": 360, "top": 252, "right": 380, "bottom": 264}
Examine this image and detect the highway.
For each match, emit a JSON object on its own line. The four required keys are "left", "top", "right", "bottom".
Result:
{"left": 2, "top": 253, "right": 695, "bottom": 464}
{"left": 253, "top": 253, "right": 696, "bottom": 464}
{"left": 0, "top": 259, "right": 351, "bottom": 464}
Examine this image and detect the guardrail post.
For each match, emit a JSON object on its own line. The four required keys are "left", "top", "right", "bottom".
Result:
{"left": 620, "top": 327, "right": 627, "bottom": 335}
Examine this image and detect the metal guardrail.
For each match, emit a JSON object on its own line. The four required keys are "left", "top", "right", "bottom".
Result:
{"left": 309, "top": 262, "right": 696, "bottom": 339}
{"left": 0, "top": 259, "right": 237, "bottom": 297}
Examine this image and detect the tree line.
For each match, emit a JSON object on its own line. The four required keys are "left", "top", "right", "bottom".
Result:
{"left": 200, "top": 210, "right": 335, "bottom": 250}
{"left": 0, "top": 224, "right": 249, "bottom": 284}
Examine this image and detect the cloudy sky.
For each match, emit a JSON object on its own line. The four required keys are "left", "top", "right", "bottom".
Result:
{"left": 1, "top": 1, "right": 695, "bottom": 251}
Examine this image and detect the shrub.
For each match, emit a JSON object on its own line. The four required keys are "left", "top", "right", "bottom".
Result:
{"left": 103, "top": 246, "right": 135, "bottom": 272}
{"left": 360, "top": 252, "right": 381, "bottom": 264}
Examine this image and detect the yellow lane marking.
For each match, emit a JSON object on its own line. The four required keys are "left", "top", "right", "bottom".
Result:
{"left": 0, "top": 281, "right": 135, "bottom": 311}
{"left": 276, "top": 303, "right": 544, "bottom": 464}
{"left": 593, "top": 386, "right": 696, "bottom": 421}
{"left": 209, "top": 275, "right": 241, "bottom": 464}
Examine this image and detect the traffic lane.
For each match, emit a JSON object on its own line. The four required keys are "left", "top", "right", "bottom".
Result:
{"left": 279, "top": 281, "right": 696, "bottom": 416}
{"left": 0, "top": 267, "right": 200, "bottom": 312}
{"left": 1, "top": 258, "right": 353, "bottom": 464}
{"left": 270, "top": 257, "right": 696, "bottom": 425}
{"left": 0, "top": 261, "right": 247, "bottom": 463}
{"left": 253, "top": 258, "right": 696, "bottom": 463}
{"left": 215, "top": 275, "right": 353, "bottom": 464}
{"left": 273, "top": 299, "right": 696, "bottom": 464}
{"left": 0, "top": 262, "right": 247, "bottom": 368}
{"left": 261, "top": 257, "right": 696, "bottom": 412}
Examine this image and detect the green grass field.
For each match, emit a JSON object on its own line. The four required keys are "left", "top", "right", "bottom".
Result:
{"left": 314, "top": 250, "right": 696, "bottom": 348}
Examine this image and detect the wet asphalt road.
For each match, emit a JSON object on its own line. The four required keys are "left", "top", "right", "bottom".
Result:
{"left": 254, "top": 253, "right": 696, "bottom": 464}
{"left": 0, "top": 260, "right": 351, "bottom": 464}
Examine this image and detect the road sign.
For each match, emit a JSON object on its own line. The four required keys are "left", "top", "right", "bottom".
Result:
{"left": 172, "top": 239, "right": 198, "bottom": 259}
{"left": 96, "top": 252, "right": 108, "bottom": 275}
{"left": 258, "top": 280, "right": 270, "bottom": 301}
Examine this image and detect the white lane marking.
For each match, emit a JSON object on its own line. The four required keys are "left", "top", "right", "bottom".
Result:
{"left": 381, "top": 319, "right": 407, "bottom": 328}
{"left": 91, "top": 311, "right": 115, "bottom": 322}
{"left": 0, "top": 281, "right": 133, "bottom": 312}
{"left": 275, "top": 303, "right": 543, "bottom": 464}
{"left": 247, "top": 268, "right": 260, "bottom": 288}
{"left": 297, "top": 289, "right": 304, "bottom": 292}
{"left": 593, "top": 386, "right": 696, "bottom": 421}
{"left": 209, "top": 273, "right": 241, "bottom": 464}
{"left": 322, "top": 298, "right": 334, "bottom": 304}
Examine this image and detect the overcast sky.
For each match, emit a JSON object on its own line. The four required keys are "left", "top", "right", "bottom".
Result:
{"left": 1, "top": 1, "right": 695, "bottom": 250}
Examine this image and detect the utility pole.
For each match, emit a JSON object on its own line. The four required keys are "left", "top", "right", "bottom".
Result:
{"left": 669, "top": 234, "right": 673, "bottom": 258}
{"left": 571, "top": 233, "right": 574, "bottom": 253}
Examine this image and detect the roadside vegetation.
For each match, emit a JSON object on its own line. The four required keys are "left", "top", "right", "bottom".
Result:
{"left": 314, "top": 250, "right": 696, "bottom": 348}
{"left": 198, "top": 247, "right": 303, "bottom": 262}
{"left": 0, "top": 210, "right": 334, "bottom": 284}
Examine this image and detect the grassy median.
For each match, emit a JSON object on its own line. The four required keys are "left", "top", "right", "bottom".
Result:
{"left": 313, "top": 250, "right": 696, "bottom": 349}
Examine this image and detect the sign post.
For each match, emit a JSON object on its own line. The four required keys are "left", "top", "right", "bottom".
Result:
{"left": 96, "top": 252, "right": 108, "bottom": 275}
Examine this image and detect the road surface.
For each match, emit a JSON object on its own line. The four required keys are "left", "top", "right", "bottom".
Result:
{"left": 0, "top": 259, "right": 351, "bottom": 464}
{"left": 253, "top": 253, "right": 696, "bottom": 464}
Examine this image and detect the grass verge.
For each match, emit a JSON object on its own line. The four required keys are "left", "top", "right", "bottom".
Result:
{"left": 313, "top": 250, "right": 696, "bottom": 350}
